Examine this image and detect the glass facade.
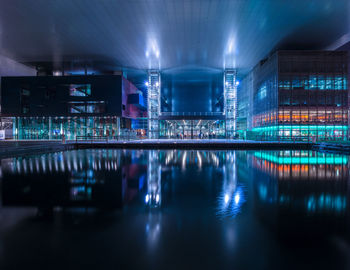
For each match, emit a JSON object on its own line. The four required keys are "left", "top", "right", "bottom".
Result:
{"left": 1, "top": 75, "right": 148, "bottom": 140}
{"left": 242, "top": 51, "right": 349, "bottom": 141}
{"left": 159, "top": 119, "right": 226, "bottom": 139}
{"left": 13, "top": 116, "right": 147, "bottom": 140}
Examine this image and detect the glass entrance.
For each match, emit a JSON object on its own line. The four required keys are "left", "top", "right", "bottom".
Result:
{"left": 159, "top": 120, "right": 226, "bottom": 139}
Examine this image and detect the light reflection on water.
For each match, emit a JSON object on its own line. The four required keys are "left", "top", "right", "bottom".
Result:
{"left": 0, "top": 149, "right": 349, "bottom": 231}
{"left": 1, "top": 149, "right": 350, "bottom": 270}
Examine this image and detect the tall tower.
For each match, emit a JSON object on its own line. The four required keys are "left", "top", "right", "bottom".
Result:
{"left": 147, "top": 70, "right": 161, "bottom": 139}
{"left": 224, "top": 70, "right": 237, "bottom": 139}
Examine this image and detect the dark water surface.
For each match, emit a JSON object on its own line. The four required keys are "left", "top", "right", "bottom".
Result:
{"left": 0, "top": 149, "right": 350, "bottom": 270}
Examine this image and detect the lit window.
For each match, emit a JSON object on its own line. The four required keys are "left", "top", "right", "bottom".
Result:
{"left": 257, "top": 83, "right": 267, "bottom": 100}
{"left": 326, "top": 77, "right": 333, "bottom": 90}
{"left": 292, "top": 78, "right": 301, "bottom": 89}
{"left": 308, "top": 76, "right": 317, "bottom": 90}
{"left": 69, "top": 84, "right": 91, "bottom": 96}
{"left": 318, "top": 76, "right": 325, "bottom": 90}
{"left": 69, "top": 101, "right": 105, "bottom": 113}
{"left": 335, "top": 76, "right": 342, "bottom": 90}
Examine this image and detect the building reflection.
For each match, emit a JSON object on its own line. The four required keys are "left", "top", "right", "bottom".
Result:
{"left": 162, "top": 150, "right": 223, "bottom": 168}
{"left": 145, "top": 150, "right": 162, "bottom": 207}
{"left": 0, "top": 150, "right": 148, "bottom": 210}
{"left": 217, "top": 151, "right": 245, "bottom": 218}
{"left": 0, "top": 149, "right": 248, "bottom": 220}
{"left": 252, "top": 150, "right": 350, "bottom": 235}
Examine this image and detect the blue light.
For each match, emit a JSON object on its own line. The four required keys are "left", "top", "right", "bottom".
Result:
{"left": 234, "top": 193, "right": 240, "bottom": 204}
{"left": 224, "top": 194, "right": 230, "bottom": 204}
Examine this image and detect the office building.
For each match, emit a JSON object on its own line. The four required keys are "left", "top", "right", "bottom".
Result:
{"left": 238, "top": 51, "right": 349, "bottom": 141}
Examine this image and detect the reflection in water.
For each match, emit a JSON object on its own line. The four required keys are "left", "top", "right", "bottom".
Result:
{"left": 217, "top": 151, "right": 245, "bottom": 218}
{"left": 1, "top": 150, "right": 238, "bottom": 211}
{"left": 252, "top": 150, "right": 350, "bottom": 235}
{"left": 146, "top": 151, "right": 161, "bottom": 207}
{"left": 1, "top": 149, "right": 350, "bottom": 269}
{"left": 1, "top": 150, "right": 128, "bottom": 209}
{"left": 0, "top": 149, "right": 349, "bottom": 232}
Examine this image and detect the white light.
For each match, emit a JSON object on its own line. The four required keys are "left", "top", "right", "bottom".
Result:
{"left": 234, "top": 193, "right": 240, "bottom": 204}
{"left": 156, "top": 50, "right": 160, "bottom": 58}
{"left": 53, "top": 71, "right": 61, "bottom": 76}
{"left": 145, "top": 81, "right": 149, "bottom": 87}
{"left": 156, "top": 82, "right": 159, "bottom": 87}
{"left": 225, "top": 81, "right": 229, "bottom": 86}
{"left": 145, "top": 194, "right": 149, "bottom": 203}
{"left": 146, "top": 51, "right": 149, "bottom": 58}
{"left": 235, "top": 81, "right": 240, "bottom": 86}
{"left": 156, "top": 194, "right": 160, "bottom": 203}
{"left": 224, "top": 194, "right": 230, "bottom": 204}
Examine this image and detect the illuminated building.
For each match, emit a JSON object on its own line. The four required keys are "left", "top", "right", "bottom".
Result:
{"left": 238, "top": 51, "right": 349, "bottom": 141}
{"left": 1, "top": 75, "right": 147, "bottom": 140}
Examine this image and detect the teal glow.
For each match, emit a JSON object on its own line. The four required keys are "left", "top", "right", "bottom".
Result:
{"left": 307, "top": 194, "right": 346, "bottom": 213}
{"left": 252, "top": 125, "right": 347, "bottom": 132}
{"left": 254, "top": 152, "right": 348, "bottom": 164}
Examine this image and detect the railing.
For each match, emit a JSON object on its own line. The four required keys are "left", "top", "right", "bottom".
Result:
{"left": 75, "top": 135, "right": 143, "bottom": 143}
{"left": 160, "top": 112, "right": 224, "bottom": 116}
{"left": 76, "top": 136, "right": 109, "bottom": 143}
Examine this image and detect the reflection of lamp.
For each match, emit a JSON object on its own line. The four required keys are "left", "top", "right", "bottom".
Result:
{"left": 234, "top": 193, "right": 240, "bottom": 204}
{"left": 216, "top": 152, "right": 245, "bottom": 218}
{"left": 146, "top": 151, "right": 162, "bottom": 208}
{"left": 224, "top": 194, "right": 230, "bottom": 204}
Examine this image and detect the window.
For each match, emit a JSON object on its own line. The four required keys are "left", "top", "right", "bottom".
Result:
{"left": 292, "top": 78, "right": 302, "bottom": 89}
{"left": 279, "top": 79, "right": 290, "bottom": 89}
{"left": 317, "top": 75, "right": 325, "bottom": 90}
{"left": 343, "top": 77, "right": 348, "bottom": 90}
{"left": 326, "top": 77, "right": 333, "bottom": 90}
{"left": 69, "top": 101, "right": 105, "bottom": 113}
{"left": 69, "top": 84, "right": 91, "bottom": 96}
{"left": 257, "top": 83, "right": 267, "bottom": 100}
{"left": 335, "top": 76, "right": 342, "bottom": 90}
{"left": 308, "top": 76, "right": 317, "bottom": 90}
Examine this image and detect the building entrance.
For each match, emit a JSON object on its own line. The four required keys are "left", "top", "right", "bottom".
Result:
{"left": 159, "top": 119, "right": 226, "bottom": 139}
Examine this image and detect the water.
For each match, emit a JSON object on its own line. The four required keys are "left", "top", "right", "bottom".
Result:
{"left": 0, "top": 149, "right": 349, "bottom": 270}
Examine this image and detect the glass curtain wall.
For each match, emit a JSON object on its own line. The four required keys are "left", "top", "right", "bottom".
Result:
{"left": 248, "top": 51, "right": 349, "bottom": 141}
{"left": 159, "top": 120, "right": 226, "bottom": 139}
{"left": 276, "top": 52, "right": 348, "bottom": 141}
{"left": 248, "top": 54, "right": 279, "bottom": 140}
{"left": 14, "top": 117, "right": 121, "bottom": 140}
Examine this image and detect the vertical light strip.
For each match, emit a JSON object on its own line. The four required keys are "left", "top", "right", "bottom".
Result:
{"left": 224, "top": 70, "right": 237, "bottom": 138}
{"left": 147, "top": 70, "right": 161, "bottom": 139}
